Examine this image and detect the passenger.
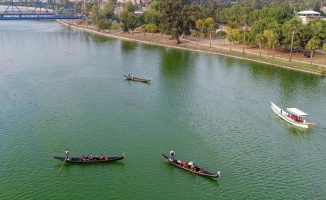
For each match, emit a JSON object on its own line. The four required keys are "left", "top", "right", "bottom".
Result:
{"left": 188, "top": 161, "right": 194, "bottom": 169}
{"left": 87, "top": 154, "right": 93, "bottom": 160}
{"left": 182, "top": 161, "right": 187, "bottom": 168}
{"left": 191, "top": 164, "right": 195, "bottom": 171}
{"left": 100, "top": 154, "right": 106, "bottom": 160}
{"left": 199, "top": 168, "right": 204, "bottom": 173}
{"left": 80, "top": 155, "right": 86, "bottom": 161}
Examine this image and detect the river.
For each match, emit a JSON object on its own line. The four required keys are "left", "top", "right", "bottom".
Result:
{"left": 0, "top": 20, "right": 326, "bottom": 199}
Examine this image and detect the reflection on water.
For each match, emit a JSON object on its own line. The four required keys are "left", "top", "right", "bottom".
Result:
{"left": 121, "top": 40, "right": 138, "bottom": 51}
{"left": 159, "top": 48, "right": 198, "bottom": 78}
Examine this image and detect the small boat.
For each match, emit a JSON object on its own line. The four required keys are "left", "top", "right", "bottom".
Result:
{"left": 161, "top": 152, "right": 220, "bottom": 178}
{"left": 53, "top": 152, "right": 125, "bottom": 163}
{"left": 124, "top": 74, "right": 151, "bottom": 83}
{"left": 270, "top": 101, "right": 316, "bottom": 128}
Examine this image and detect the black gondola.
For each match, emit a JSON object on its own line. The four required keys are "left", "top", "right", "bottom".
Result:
{"left": 53, "top": 152, "right": 125, "bottom": 163}
{"left": 161, "top": 152, "right": 220, "bottom": 178}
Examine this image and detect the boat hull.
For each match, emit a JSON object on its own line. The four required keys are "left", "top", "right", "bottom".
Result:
{"left": 270, "top": 101, "right": 314, "bottom": 128}
{"left": 53, "top": 153, "right": 124, "bottom": 163}
{"left": 161, "top": 152, "right": 220, "bottom": 178}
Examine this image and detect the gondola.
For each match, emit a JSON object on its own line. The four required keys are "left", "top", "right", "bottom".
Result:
{"left": 53, "top": 152, "right": 125, "bottom": 163}
{"left": 124, "top": 74, "right": 151, "bottom": 83}
{"left": 161, "top": 152, "right": 220, "bottom": 178}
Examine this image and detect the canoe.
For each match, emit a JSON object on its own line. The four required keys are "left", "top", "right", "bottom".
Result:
{"left": 161, "top": 152, "right": 220, "bottom": 178}
{"left": 53, "top": 152, "right": 125, "bottom": 163}
{"left": 124, "top": 75, "right": 151, "bottom": 83}
{"left": 270, "top": 101, "right": 316, "bottom": 128}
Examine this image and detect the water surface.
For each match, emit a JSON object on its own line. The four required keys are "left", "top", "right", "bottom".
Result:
{"left": 0, "top": 21, "right": 326, "bottom": 199}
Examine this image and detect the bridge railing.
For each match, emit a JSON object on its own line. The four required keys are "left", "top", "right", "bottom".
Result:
{"left": 0, "top": 1, "right": 84, "bottom": 20}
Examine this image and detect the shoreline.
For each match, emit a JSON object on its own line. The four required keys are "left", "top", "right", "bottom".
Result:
{"left": 58, "top": 20, "right": 325, "bottom": 77}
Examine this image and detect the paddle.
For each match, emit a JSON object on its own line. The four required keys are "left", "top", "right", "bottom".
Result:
{"left": 58, "top": 158, "right": 66, "bottom": 173}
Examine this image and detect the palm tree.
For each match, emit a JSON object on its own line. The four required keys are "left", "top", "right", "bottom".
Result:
{"left": 306, "top": 37, "right": 321, "bottom": 64}
{"left": 283, "top": 17, "right": 301, "bottom": 62}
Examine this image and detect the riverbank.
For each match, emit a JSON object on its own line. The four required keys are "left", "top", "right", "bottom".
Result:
{"left": 59, "top": 20, "right": 326, "bottom": 76}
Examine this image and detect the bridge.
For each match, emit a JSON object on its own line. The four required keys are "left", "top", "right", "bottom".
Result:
{"left": 0, "top": 1, "right": 84, "bottom": 20}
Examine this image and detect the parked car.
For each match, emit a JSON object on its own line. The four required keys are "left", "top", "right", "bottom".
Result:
{"left": 304, "top": 53, "right": 311, "bottom": 58}
{"left": 292, "top": 48, "right": 300, "bottom": 52}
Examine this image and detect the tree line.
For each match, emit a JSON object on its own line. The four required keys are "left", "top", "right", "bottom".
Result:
{"left": 74, "top": 0, "right": 326, "bottom": 63}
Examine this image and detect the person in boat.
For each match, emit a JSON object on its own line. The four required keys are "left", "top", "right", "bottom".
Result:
{"left": 198, "top": 168, "right": 204, "bottom": 173}
{"left": 87, "top": 154, "right": 93, "bottom": 160}
{"left": 188, "top": 161, "right": 194, "bottom": 169}
{"left": 128, "top": 72, "right": 131, "bottom": 77}
{"left": 100, "top": 154, "right": 106, "bottom": 160}
{"left": 80, "top": 155, "right": 86, "bottom": 161}
{"left": 181, "top": 161, "right": 187, "bottom": 168}
{"left": 65, "top": 149, "right": 69, "bottom": 159}
{"left": 170, "top": 150, "right": 175, "bottom": 161}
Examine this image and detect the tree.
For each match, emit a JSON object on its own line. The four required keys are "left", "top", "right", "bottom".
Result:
{"left": 119, "top": 1, "right": 136, "bottom": 32}
{"left": 226, "top": 29, "right": 240, "bottom": 50}
{"left": 103, "top": 0, "right": 116, "bottom": 19}
{"left": 282, "top": 17, "right": 302, "bottom": 61}
{"left": 204, "top": 17, "right": 217, "bottom": 47}
{"left": 158, "top": 0, "right": 191, "bottom": 43}
{"left": 180, "top": 4, "right": 199, "bottom": 38}
{"left": 217, "top": 30, "right": 227, "bottom": 46}
{"left": 143, "top": 10, "right": 160, "bottom": 27}
{"left": 323, "top": 43, "right": 326, "bottom": 52}
{"left": 196, "top": 19, "right": 204, "bottom": 32}
{"left": 305, "top": 37, "right": 321, "bottom": 64}
{"left": 126, "top": 13, "right": 138, "bottom": 34}
{"left": 255, "top": 33, "right": 266, "bottom": 56}
{"left": 305, "top": 19, "right": 326, "bottom": 46}
{"left": 264, "top": 30, "right": 278, "bottom": 58}
{"left": 97, "top": 18, "right": 112, "bottom": 31}
{"left": 146, "top": 23, "right": 158, "bottom": 36}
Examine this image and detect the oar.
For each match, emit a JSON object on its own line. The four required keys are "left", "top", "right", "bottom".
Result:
{"left": 58, "top": 158, "right": 66, "bottom": 173}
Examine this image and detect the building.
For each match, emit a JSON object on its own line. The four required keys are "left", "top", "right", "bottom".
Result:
{"left": 116, "top": 0, "right": 149, "bottom": 4}
{"left": 297, "top": 10, "right": 322, "bottom": 24}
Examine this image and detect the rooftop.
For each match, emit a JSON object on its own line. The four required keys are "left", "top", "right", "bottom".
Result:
{"left": 297, "top": 10, "right": 321, "bottom": 15}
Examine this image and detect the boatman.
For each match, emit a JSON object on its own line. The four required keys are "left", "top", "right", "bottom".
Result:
{"left": 65, "top": 149, "right": 69, "bottom": 160}
{"left": 170, "top": 150, "right": 175, "bottom": 161}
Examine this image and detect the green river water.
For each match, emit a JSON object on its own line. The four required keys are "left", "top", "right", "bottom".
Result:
{"left": 0, "top": 21, "right": 326, "bottom": 199}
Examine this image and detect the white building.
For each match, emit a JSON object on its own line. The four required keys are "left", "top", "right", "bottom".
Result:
{"left": 297, "top": 10, "right": 322, "bottom": 24}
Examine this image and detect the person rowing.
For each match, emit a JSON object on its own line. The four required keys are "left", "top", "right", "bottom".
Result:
{"left": 170, "top": 150, "right": 175, "bottom": 161}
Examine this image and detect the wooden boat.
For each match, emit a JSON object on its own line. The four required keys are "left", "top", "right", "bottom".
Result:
{"left": 161, "top": 152, "right": 220, "bottom": 178}
{"left": 53, "top": 152, "right": 125, "bottom": 163}
{"left": 270, "top": 101, "right": 316, "bottom": 128}
{"left": 124, "top": 74, "right": 151, "bottom": 83}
